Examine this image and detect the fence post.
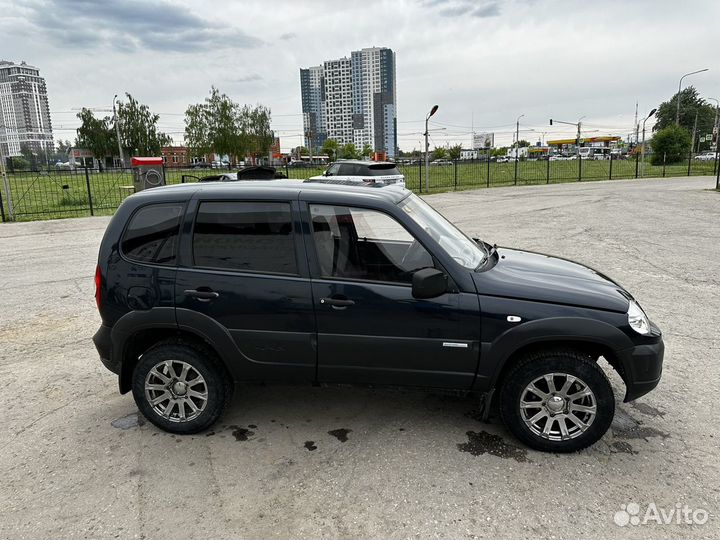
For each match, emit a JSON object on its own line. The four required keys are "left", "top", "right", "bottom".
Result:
{"left": 285, "top": 163, "right": 289, "bottom": 178}
{"left": 577, "top": 154, "right": 582, "bottom": 182}
{"left": 687, "top": 149, "right": 692, "bottom": 176}
{"left": 453, "top": 160, "right": 458, "bottom": 190}
{"left": 486, "top": 156, "right": 491, "bottom": 188}
{"left": 609, "top": 153, "right": 613, "bottom": 180}
{"left": 418, "top": 160, "right": 423, "bottom": 193}
{"left": 514, "top": 156, "right": 518, "bottom": 185}
{"left": 547, "top": 157, "right": 550, "bottom": 184}
{"left": 0, "top": 184, "right": 5, "bottom": 222}
{"left": 662, "top": 153, "right": 666, "bottom": 177}
{"left": 634, "top": 151, "right": 639, "bottom": 179}
{"left": 84, "top": 166, "right": 94, "bottom": 216}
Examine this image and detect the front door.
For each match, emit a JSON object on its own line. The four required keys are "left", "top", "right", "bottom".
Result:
{"left": 306, "top": 203, "right": 480, "bottom": 388}
{"left": 175, "top": 199, "right": 315, "bottom": 382}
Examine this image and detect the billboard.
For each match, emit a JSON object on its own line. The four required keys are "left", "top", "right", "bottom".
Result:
{"left": 472, "top": 132, "right": 494, "bottom": 149}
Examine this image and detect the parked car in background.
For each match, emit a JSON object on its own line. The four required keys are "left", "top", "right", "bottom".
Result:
{"left": 308, "top": 160, "right": 405, "bottom": 187}
{"left": 431, "top": 159, "right": 453, "bottom": 166}
{"left": 496, "top": 156, "right": 509, "bottom": 163}
{"left": 93, "top": 181, "right": 664, "bottom": 452}
{"left": 695, "top": 152, "right": 717, "bottom": 161}
{"left": 191, "top": 161, "right": 212, "bottom": 169}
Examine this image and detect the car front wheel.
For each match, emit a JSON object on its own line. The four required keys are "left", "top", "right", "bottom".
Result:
{"left": 131, "top": 341, "right": 230, "bottom": 434}
{"left": 499, "top": 349, "right": 615, "bottom": 452}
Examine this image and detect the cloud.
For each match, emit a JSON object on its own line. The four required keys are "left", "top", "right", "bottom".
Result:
{"left": 428, "top": 0, "right": 502, "bottom": 18}
{"left": 20, "top": 0, "right": 262, "bottom": 53}
{"left": 230, "top": 74, "right": 263, "bottom": 84}
{"left": 279, "top": 32, "right": 296, "bottom": 40}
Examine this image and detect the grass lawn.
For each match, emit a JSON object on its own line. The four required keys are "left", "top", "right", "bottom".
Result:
{"left": 1, "top": 158, "right": 717, "bottom": 221}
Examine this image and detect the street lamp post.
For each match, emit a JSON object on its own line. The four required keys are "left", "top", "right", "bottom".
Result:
{"left": 708, "top": 98, "right": 719, "bottom": 176}
{"left": 676, "top": 69, "right": 709, "bottom": 125}
{"left": 113, "top": 94, "right": 125, "bottom": 167}
{"left": 641, "top": 108, "right": 657, "bottom": 177}
{"left": 514, "top": 114, "right": 524, "bottom": 184}
{"left": 424, "top": 104, "right": 438, "bottom": 192}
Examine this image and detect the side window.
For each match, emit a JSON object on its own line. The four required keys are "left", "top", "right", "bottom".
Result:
{"left": 337, "top": 163, "right": 356, "bottom": 176}
{"left": 310, "top": 204, "right": 434, "bottom": 284}
{"left": 325, "top": 164, "right": 340, "bottom": 176}
{"left": 121, "top": 203, "right": 183, "bottom": 265}
{"left": 193, "top": 201, "right": 297, "bottom": 275}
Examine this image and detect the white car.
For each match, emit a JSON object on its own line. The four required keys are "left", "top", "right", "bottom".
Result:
{"left": 308, "top": 160, "right": 405, "bottom": 187}
{"left": 695, "top": 152, "right": 716, "bottom": 162}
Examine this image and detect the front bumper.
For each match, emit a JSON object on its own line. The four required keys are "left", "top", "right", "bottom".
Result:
{"left": 617, "top": 336, "right": 664, "bottom": 402}
{"left": 93, "top": 324, "right": 120, "bottom": 375}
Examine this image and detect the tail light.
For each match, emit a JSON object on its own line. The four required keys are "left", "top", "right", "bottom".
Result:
{"left": 94, "top": 264, "right": 102, "bottom": 310}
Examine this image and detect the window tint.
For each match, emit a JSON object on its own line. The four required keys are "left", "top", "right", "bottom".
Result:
{"left": 367, "top": 163, "right": 401, "bottom": 176}
{"left": 193, "top": 202, "right": 297, "bottom": 274}
{"left": 310, "top": 205, "right": 433, "bottom": 284}
{"left": 121, "top": 204, "right": 182, "bottom": 265}
{"left": 326, "top": 164, "right": 340, "bottom": 176}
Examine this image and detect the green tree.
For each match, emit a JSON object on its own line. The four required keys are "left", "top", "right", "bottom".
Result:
{"left": 340, "top": 142, "right": 360, "bottom": 159}
{"left": 240, "top": 104, "right": 274, "bottom": 160}
{"left": 432, "top": 146, "right": 447, "bottom": 160}
{"left": 321, "top": 139, "right": 339, "bottom": 161}
{"left": 185, "top": 87, "right": 274, "bottom": 163}
{"left": 56, "top": 139, "right": 72, "bottom": 154}
{"left": 116, "top": 93, "right": 171, "bottom": 156}
{"left": 361, "top": 143, "right": 373, "bottom": 158}
{"left": 75, "top": 108, "right": 116, "bottom": 162}
{"left": 654, "top": 86, "right": 715, "bottom": 136}
{"left": 447, "top": 144, "right": 462, "bottom": 160}
{"left": 650, "top": 124, "right": 691, "bottom": 165}
{"left": 517, "top": 139, "right": 531, "bottom": 148}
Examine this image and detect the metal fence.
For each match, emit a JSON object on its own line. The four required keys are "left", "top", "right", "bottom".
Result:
{"left": 1, "top": 153, "right": 719, "bottom": 222}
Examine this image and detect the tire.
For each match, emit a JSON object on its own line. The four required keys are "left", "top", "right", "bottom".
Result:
{"left": 499, "top": 349, "right": 615, "bottom": 452}
{"left": 131, "top": 340, "right": 231, "bottom": 434}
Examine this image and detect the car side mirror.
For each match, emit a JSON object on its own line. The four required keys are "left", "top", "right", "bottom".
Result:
{"left": 412, "top": 268, "right": 448, "bottom": 299}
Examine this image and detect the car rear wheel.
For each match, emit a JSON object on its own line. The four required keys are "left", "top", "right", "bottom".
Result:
{"left": 499, "top": 349, "right": 615, "bottom": 452}
{"left": 131, "top": 341, "right": 230, "bottom": 434}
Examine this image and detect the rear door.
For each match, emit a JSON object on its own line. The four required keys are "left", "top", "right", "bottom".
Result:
{"left": 174, "top": 196, "right": 316, "bottom": 382}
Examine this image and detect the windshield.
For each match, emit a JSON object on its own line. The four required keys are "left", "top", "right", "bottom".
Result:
{"left": 399, "top": 194, "right": 487, "bottom": 269}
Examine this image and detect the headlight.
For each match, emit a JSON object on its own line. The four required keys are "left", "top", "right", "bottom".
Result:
{"left": 628, "top": 300, "right": 650, "bottom": 335}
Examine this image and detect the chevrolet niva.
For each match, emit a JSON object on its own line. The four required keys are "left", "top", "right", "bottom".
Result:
{"left": 93, "top": 181, "right": 663, "bottom": 452}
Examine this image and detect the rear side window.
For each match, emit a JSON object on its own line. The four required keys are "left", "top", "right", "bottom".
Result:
{"left": 121, "top": 203, "right": 183, "bottom": 265}
{"left": 193, "top": 201, "right": 297, "bottom": 275}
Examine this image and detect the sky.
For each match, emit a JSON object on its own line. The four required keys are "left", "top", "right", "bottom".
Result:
{"left": 2, "top": 0, "right": 719, "bottom": 152}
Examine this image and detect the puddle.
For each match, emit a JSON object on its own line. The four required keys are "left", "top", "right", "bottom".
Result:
{"left": 457, "top": 430, "right": 528, "bottom": 462}
{"left": 111, "top": 413, "right": 145, "bottom": 430}
{"left": 229, "top": 426, "right": 255, "bottom": 441}
{"left": 630, "top": 402, "right": 665, "bottom": 418}
{"left": 304, "top": 441, "right": 317, "bottom": 451}
{"left": 328, "top": 428, "right": 352, "bottom": 442}
{"left": 611, "top": 441, "right": 637, "bottom": 454}
{"left": 612, "top": 408, "right": 669, "bottom": 441}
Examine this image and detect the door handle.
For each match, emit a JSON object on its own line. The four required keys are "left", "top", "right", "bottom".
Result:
{"left": 320, "top": 297, "right": 355, "bottom": 308}
{"left": 184, "top": 289, "right": 220, "bottom": 301}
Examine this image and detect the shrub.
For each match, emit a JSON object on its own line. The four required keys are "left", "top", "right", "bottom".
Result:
{"left": 650, "top": 125, "right": 691, "bottom": 165}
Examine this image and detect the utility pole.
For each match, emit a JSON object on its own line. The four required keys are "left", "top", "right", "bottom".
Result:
{"left": 515, "top": 114, "right": 524, "bottom": 184}
{"left": 691, "top": 111, "right": 699, "bottom": 154}
{"left": 0, "top": 127, "right": 12, "bottom": 220}
{"left": 634, "top": 101, "right": 639, "bottom": 146}
{"left": 113, "top": 95, "right": 124, "bottom": 167}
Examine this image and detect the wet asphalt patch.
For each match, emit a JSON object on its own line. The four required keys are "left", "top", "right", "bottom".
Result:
{"left": 328, "top": 428, "right": 352, "bottom": 442}
{"left": 457, "top": 430, "right": 529, "bottom": 462}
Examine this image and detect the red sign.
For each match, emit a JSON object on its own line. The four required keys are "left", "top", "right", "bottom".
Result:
{"left": 131, "top": 157, "right": 163, "bottom": 166}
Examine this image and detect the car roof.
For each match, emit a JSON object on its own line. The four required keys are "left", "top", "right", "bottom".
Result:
{"left": 331, "top": 160, "right": 397, "bottom": 166}
{"left": 127, "top": 179, "right": 411, "bottom": 205}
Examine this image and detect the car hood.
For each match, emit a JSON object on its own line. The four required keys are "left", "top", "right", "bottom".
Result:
{"left": 472, "top": 248, "right": 631, "bottom": 312}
